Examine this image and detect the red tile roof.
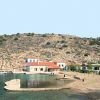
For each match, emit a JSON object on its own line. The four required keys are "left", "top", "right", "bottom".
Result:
{"left": 25, "top": 61, "right": 59, "bottom": 69}
{"left": 47, "top": 65, "right": 59, "bottom": 69}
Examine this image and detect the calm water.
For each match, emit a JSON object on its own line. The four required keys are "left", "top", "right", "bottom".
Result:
{"left": 19, "top": 74, "right": 73, "bottom": 88}
{"left": 0, "top": 73, "right": 89, "bottom": 100}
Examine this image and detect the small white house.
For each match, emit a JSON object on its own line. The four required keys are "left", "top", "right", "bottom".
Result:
{"left": 91, "top": 64, "right": 100, "bottom": 73}
{"left": 80, "top": 64, "right": 100, "bottom": 74}
{"left": 80, "top": 66, "right": 88, "bottom": 70}
{"left": 25, "top": 58, "right": 39, "bottom": 63}
{"left": 57, "top": 62, "right": 66, "bottom": 69}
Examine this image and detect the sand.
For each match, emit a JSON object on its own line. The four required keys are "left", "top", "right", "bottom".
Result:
{"left": 60, "top": 71, "right": 100, "bottom": 100}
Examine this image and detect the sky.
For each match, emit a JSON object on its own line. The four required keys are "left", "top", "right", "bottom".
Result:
{"left": 0, "top": 0, "right": 100, "bottom": 38}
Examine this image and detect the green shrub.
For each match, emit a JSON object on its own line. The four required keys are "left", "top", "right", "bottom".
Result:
{"left": 69, "top": 65, "right": 77, "bottom": 71}
{"left": 84, "top": 53, "right": 89, "bottom": 56}
{"left": 66, "top": 51, "right": 70, "bottom": 54}
{"left": 0, "top": 36, "right": 6, "bottom": 45}
{"left": 60, "top": 40, "right": 66, "bottom": 43}
{"left": 42, "top": 34, "right": 47, "bottom": 37}
{"left": 89, "top": 37, "right": 100, "bottom": 45}
{"left": 27, "top": 33, "right": 34, "bottom": 36}
{"left": 98, "top": 61, "right": 100, "bottom": 64}
{"left": 14, "top": 37, "right": 18, "bottom": 40}
{"left": 62, "top": 44, "right": 68, "bottom": 47}
{"left": 46, "top": 42, "right": 51, "bottom": 45}
{"left": 87, "top": 64, "right": 93, "bottom": 71}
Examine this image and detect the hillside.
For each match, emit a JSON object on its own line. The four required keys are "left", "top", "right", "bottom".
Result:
{"left": 0, "top": 33, "right": 100, "bottom": 70}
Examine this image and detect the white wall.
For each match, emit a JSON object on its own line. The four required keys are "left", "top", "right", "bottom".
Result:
{"left": 29, "top": 66, "right": 47, "bottom": 72}
{"left": 57, "top": 63, "right": 66, "bottom": 69}
{"left": 26, "top": 59, "right": 39, "bottom": 63}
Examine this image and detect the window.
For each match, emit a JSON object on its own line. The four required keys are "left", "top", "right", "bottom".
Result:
{"left": 34, "top": 68, "right": 37, "bottom": 71}
{"left": 30, "top": 60, "right": 32, "bottom": 62}
{"left": 94, "top": 67, "right": 99, "bottom": 70}
{"left": 40, "top": 68, "right": 43, "bottom": 71}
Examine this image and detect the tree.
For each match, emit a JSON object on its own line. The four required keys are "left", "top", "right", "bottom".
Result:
{"left": 75, "top": 65, "right": 81, "bottom": 72}
{"left": 98, "top": 61, "right": 100, "bottom": 64}
{"left": 69, "top": 65, "right": 77, "bottom": 71}
{"left": 87, "top": 64, "right": 93, "bottom": 73}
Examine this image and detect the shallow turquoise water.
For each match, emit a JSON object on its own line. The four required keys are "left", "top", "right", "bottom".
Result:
{"left": 0, "top": 73, "right": 89, "bottom": 100}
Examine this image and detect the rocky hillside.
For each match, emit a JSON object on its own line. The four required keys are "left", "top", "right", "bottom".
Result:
{"left": 0, "top": 33, "right": 100, "bottom": 70}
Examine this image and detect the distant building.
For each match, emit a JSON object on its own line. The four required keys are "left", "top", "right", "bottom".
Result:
{"left": 80, "top": 63, "right": 88, "bottom": 71}
{"left": 25, "top": 58, "right": 39, "bottom": 63}
{"left": 80, "top": 63, "right": 100, "bottom": 74}
{"left": 91, "top": 64, "right": 100, "bottom": 73}
{"left": 57, "top": 62, "right": 66, "bottom": 69}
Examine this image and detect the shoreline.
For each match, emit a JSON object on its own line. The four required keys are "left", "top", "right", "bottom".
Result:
{"left": 63, "top": 71, "right": 100, "bottom": 100}
{"left": 4, "top": 71, "right": 100, "bottom": 92}
{"left": 4, "top": 71, "right": 100, "bottom": 99}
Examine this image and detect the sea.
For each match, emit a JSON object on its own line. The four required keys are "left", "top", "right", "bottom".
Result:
{"left": 0, "top": 73, "right": 89, "bottom": 100}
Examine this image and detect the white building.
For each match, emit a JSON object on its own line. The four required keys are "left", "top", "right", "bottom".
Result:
{"left": 57, "top": 62, "right": 66, "bottom": 69}
{"left": 91, "top": 64, "right": 100, "bottom": 73}
{"left": 25, "top": 58, "right": 39, "bottom": 63}
{"left": 24, "top": 58, "right": 60, "bottom": 73}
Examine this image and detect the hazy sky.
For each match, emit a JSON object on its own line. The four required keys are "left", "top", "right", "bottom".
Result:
{"left": 0, "top": 0, "right": 100, "bottom": 37}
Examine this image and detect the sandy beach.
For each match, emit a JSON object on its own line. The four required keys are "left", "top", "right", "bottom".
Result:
{"left": 60, "top": 71, "right": 100, "bottom": 100}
